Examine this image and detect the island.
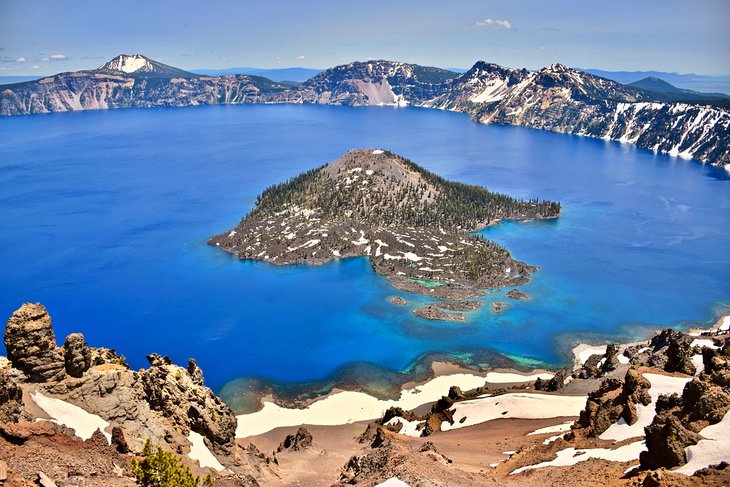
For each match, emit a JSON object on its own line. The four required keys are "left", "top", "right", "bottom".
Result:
{"left": 209, "top": 149, "right": 560, "bottom": 316}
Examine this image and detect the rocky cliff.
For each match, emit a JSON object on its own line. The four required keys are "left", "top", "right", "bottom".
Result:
{"left": 0, "top": 303, "right": 278, "bottom": 485}
{"left": 2, "top": 55, "right": 727, "bottom": 167}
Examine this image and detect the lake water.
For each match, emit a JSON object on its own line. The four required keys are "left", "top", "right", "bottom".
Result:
{"left": 1, "top": 104, "right": 728, "bottom": 405}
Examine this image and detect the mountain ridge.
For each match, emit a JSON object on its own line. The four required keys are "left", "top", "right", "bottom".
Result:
{"left": 2, "top": 54, "right": 728, "bottom": 166}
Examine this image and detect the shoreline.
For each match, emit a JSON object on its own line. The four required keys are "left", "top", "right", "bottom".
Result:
{"left": 231, "top": 311, "right": 730, "bottom": 439}
{"left": 234, "top": 365, "right": 557, "bottom": 438}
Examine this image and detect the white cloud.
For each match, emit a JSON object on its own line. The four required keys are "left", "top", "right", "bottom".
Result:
{"left": 16, "top": 57, "right": 27, "bottom": 63}
{"left": 31, "top": 65, "right": 40, "bottom": 69}
{"left": 49, "top": 54, "right": 66, "bottom": 60}
{"left": 297, "top": 55, "right": 305, "bottom": 60}
{"left": 475, "top": 18, "right": 512, "bottom": 29}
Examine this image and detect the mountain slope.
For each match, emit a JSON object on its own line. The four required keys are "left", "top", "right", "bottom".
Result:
{"left": 295, "top": 60, "right": 459, "bottom": 106}
{"left": 424, "top": 63, "right": 730, "bottom": 166}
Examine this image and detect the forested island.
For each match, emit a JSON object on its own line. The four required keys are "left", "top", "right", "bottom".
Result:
{"left": 210, "top": 149, "right": 559, "bottom": 317}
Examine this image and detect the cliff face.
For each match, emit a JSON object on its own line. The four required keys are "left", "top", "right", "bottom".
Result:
{"left": 2, "top": 55, "right": 729, "bottom": 166}
{"left": 0, "top": 72, "right": 292, "bottom": 115}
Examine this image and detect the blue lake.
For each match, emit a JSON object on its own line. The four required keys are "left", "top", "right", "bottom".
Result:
{"left": 1, "top": 104, "right": 728, "bottom": 401}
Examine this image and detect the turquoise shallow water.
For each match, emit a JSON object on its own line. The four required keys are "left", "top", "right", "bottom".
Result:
{"left": 0, "top": 104, "right": 728, "bottom": 399}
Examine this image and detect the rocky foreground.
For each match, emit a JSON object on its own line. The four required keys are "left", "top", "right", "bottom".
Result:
{"left": 209, "top": 149, "right": 558, "bottom": 316}
{"left": 0, "top": 303, "right": 728, "bottom": 486}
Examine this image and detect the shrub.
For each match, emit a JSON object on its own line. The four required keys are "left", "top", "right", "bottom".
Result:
{"left": 131, "top": 439, "right": 214, "bottom": 487}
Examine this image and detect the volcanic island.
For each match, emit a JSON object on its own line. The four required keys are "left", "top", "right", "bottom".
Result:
{"left": 209, "top": 149, "right": 560, "bottom": 320}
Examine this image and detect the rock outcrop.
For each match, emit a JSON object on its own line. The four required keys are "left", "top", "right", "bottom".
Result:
{"left": 573, "top": 367, "right": 651, "bottom": 438}
{"left": 62, "top": 333, "right": 91, "bottom": 378}
{"left": 640, "top": 340, "right": 730, "bottom": 469}
{"left": 3, "top": 304, "right": 65, "bottom": 382}
{"left": 0, "top": 369, "right": 26, "bottom": 423}
{"left": 276, "top": 427, "right": 313, "bottom": 452}
{"left": 140, "top": 353, "right": 237, "bottom": 449}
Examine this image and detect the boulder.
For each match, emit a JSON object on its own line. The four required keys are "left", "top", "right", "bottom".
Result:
{"left": 574, "top": 367, "right": 652, "bottom": 437}
{"left": 63, "top": 333, "right": 91, "bottom": 378}
{"left": 3, "top": 303, "right": 65, "bottom": 382}
{"left": 276, "top": 427, "right": 313, "bottom": 452}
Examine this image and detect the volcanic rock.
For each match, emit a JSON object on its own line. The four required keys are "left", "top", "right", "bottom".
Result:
{"left": 276, "top": 427, "right": 313, "bottom": 453}
{"left": 63, "top": 333, "right": 91, "bottom": 378}
{"left": 3, "top": 303, "right": 65, "bottom": 382}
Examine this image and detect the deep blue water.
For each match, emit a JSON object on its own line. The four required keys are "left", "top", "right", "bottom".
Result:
{"left": 1, "top": 104, "right": 729, "bottom": 397}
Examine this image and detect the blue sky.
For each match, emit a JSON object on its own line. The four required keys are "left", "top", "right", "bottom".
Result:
{"left": 1, "top": 0, "right": 728, "bottom": 76}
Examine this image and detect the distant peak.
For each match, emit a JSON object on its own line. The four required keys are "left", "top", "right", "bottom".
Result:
{"left": 100, "top": 54, "right": 153, "bottom": 73}
{"left": 543, "top": 63, "right": 571, "bottom": 73}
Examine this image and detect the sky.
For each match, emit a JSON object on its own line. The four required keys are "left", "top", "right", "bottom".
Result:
{"left": 1, "top": 0, "right": 728, "bottom": 76}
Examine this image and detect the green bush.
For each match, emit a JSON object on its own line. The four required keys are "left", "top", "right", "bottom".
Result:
{"left": 131, "top": 439, "right": 214, "bottom": 487}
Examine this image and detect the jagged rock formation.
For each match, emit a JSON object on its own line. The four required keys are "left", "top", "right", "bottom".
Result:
{"left": 63, "top": 333, "right": 91, "bottom": 378}
{"left": 640, "top": 337, "right": 730, "bottom": 469}
{"left": 628, "top": 329, "right": 697, "bottom": 374}
{"left": 140, "top": 353, "right": 237, "bottom": 449}
{"left": 276, "top": 427, "right": 313, "bottom": 452}
{"left": 3, "top": 303, "right": 65, "bottom": 383}
{"left": 2, "top": 55, "right": 727, "bottom": 166}
{"left": 210, "top": 149, "right": 558, "bottom": 302}
{"left": 0, "top": 301, "right": 238, "bottom": 453}
{"left": 572, "top": 367, "right": 652, "bottom": 438}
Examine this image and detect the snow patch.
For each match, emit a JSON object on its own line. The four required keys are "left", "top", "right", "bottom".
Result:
{"left": 30, "top": 391, "right": 111, "bottom": 442}
{"left": 441, "top": 393, "right": 586, "bottom": 432}
{"left": 674, "top": 409, "right": 730, "bottom": 475}
{"left": 510, "top": 441, "right": 647, "bottom": 475}
{"left": 599, "top": 373, "right": 692, "bottom": 442}
{"left": 235, "top": 371, "right": 552, "bottom": 437}
{"left": 691, "top": 339, "right": 719, "bottom": 350}
{"left": 188, "top": 431, "right": 224, "bottom": 471}
{"left": 527, "top": 420, "right": 574, "bottom": 436}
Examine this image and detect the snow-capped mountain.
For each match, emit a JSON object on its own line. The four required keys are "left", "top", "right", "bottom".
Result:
{"left": 98, "top": 54, "right": 197, "bottom": 78}
{"left": 1, "top": 56, "right": 728, "bottom": 166}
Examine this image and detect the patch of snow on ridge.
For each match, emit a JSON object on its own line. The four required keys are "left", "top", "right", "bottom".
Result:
{"left": 691, "top": 355, "right": 704, "bottom": 375}
{"left": 372, "top": 149, "right": 385, "bottom": 154}
{"left": 188, "top": 431, "right": 224, "bottom": 471}
{"left": 510, "top": 441, "right": 647, "bottom": 475}
{"left": 573, "top": 344, "right": 607, "bottom": 366}
{"left": 691, "top": 339, "right": 719, "bottom": 350}
{"left": 375, "top": 478, "right": 411, "bottom": 487}
{"left": 674, "top": 410, "right": 730, "bottom": 475}
{"left": 385, "top": 416, "right": 423, "bottom": 437}
{"left": 440, "top": 393, "right": 586, "bottom": 432}
{"left": 527, "top": 420, "right": 574, "bottom": 436}
{"left": 599, "top": 373, "right": 692, "bottom": 442}
{"left": 235, "top": 371, "right": 553, "bottom": 438}
{"left": 30, "top": 391, "right": 111, "bottom": 442}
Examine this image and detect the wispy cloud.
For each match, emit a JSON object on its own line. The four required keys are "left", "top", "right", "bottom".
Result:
{"left": 16, "top": 57, "right": 27, "bottom": 63}
{"left": 49, "top": 54, "right": 67, "bottom": 60}
{"left": 475, "top": 18, "right": 512, "bottom": 29}
{"left": 297, "top": 55, "right": 305, "bottom": 60}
